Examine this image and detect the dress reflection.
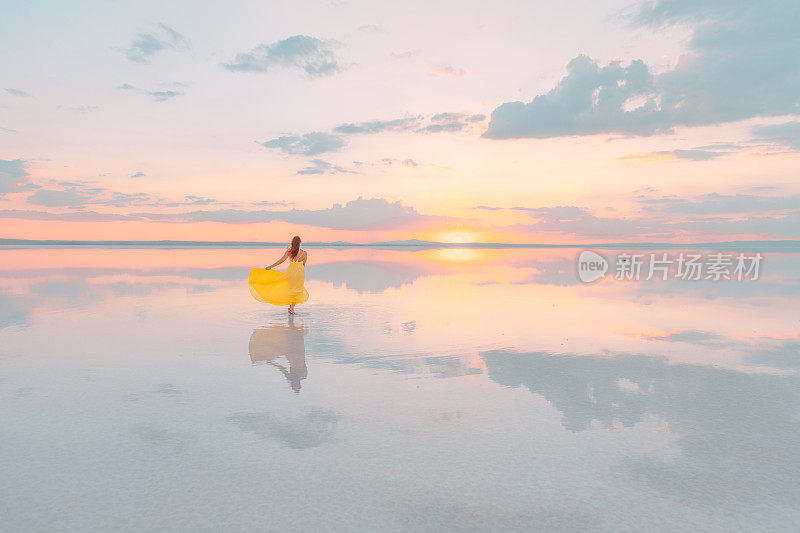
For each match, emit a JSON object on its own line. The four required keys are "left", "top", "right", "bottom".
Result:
{"left": 248, "top": 316, "right": 308, "bottom": 393}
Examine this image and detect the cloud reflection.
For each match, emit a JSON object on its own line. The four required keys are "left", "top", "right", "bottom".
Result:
{"left": 482, "top": 349, "right": 800, "bottom": 514}
{"left": 228, "top": 409, "right": 337, "bottom": 449}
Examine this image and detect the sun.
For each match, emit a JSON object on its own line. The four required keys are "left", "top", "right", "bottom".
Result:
{"left": 436, "top": 231, "right": 476, "bottom": 244}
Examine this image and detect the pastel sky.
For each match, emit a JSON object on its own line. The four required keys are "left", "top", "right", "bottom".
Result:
{"left": 1, "top": 0, "right": 799, "bottom": 243}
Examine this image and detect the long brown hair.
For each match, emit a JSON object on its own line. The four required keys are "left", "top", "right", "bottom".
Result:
{"left": 289, "top": 236, "right": 301, "bottom": 259}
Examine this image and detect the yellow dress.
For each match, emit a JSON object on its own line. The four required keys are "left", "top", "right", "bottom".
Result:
{"left": 248, "top": 261, "right": 309, "bottom": 306}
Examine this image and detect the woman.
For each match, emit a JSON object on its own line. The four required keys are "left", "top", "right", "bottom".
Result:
{"left": 248, "top": 236, "right": 309, "bottom": 314}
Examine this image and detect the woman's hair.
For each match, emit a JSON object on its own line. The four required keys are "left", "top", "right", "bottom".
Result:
{"left": 289, "top": 236, "right": 301, "bottom": 259}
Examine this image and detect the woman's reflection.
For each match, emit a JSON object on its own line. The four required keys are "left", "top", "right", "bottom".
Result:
{"left": 249, "top": 316, "right": 308, "bottom": 393}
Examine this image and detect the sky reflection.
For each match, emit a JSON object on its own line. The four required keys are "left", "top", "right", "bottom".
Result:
{"left": 0, "top": 247, "right": 798, "bottom": 530}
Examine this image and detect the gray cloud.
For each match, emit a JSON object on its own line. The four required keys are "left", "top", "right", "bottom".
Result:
{"left": 0, "top": 209, "right": 133, "bottom": 222}
{"left": 430, "top": 65, "right": 465, "bottom": 77}
{"left": 511, "top": 205, "right": 664, "bottom": 238}
{"left": 751, "top": 121, "right": 800, "bottom": 151}
{"left": 23, "top": 180, "right": 214, "bottom": 210}
{"left": 224, "top": 35, "right": 340, "bottom": 77}
{"left": 357, "top": 24, "right": 385, "bottom": 33}
{"left": 296, "top": 159, "right": 356, "bottom": 175}
{"left": 334, "top": 112, "right": 485, "bottom": 135}
{"left": 492, "top": 190, "right": 800, "bottom": 239}
{"left": 28, "top": 188, "right": 92, "bottom": 207}
{"left": 130, "top": 171, "right": 146, "bottom": 179}
{"left": 131, "top": 197, "right": 437, "bottom": 229}
{"left": 334, "top": 116, "right": 421, "bottom": 134}
{"left": 485, "top": 56, "right": 662, "bottom": 138}
{"left": 69, "top": 105, "right": 99, "bottom": 113}
{"left": 641, "top": 192, "right": 800, "bottom": 215}
{"left": 119, "top": 83, "right": 183, "bottom": 102}
{"left": 122, "top": 23, "right": 190, "bottom": 63}
{"left": 228, "top": 409, "right": 338, "bottom": 449}
{"left": 177, "top": 195, "right": 215, "bottom": 206}
{"left": 2, "top": 196, "right": 438, "bottom": 230}
{"left": 0, "top": 159, "right": 32, "bottom": 194}
{"left": 637, "top": 330, "right": 731, "bottom": 347}
{"left": 618, "top": 149, "right": 724, "bottom": 161}
{"left": 269, "top": 113, "right": 483, "bottom": 158}
{"left": 5, "top": 88, "right": 29, "bottom": 97}
{"left": 485, "top": 1, "right": 800, "bottom": 139}
{"left": 1, "top": 127, "right": 18, "bottom": 133}
{"left": 149, "top": 90, "right": 181, "bottom": 102}
{"left": 745, "top": 339, "right": 800, "bottom": 370}
{"left": 671, "top": 211, "right": 800, "bottom": 238}
{"left": 259, "top": 132, "right": 345, "bottom": 155}
{"left": 251, "top": 200, "right": 293, "bottom": 207}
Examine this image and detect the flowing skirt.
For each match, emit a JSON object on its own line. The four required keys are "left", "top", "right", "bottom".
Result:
{"left": 248, "top": 262, "right": 309, "bottom": 306}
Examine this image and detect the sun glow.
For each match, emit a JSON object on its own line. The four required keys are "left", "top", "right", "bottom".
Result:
{"left": 430, "top": 248, "right": 482, "bottom": 263}
{"left": 434, "top": 231, "right": 477, "bottom": 244}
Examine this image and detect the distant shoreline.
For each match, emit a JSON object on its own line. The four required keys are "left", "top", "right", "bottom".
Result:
{"left": 1, "top": 238, "right": 799, "bottom": 251}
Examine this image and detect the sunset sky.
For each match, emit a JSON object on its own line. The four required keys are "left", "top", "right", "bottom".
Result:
{"left": 2, "top": 0, "right": 799, "bottom": 243}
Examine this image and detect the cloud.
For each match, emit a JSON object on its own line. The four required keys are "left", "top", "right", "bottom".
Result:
{"left": 149, "top": 90, "right": 182, "bottom": 102}
{"left": 224, "top": 35, "right": 341, "bottom": 77}
{"left": 424, "top": 112, "right": 485, "bottom": 132}
{"left": 334, "top": 112, "right": 485, "bottom": 135}
{"left": 20, "top": 178, "right": 238, "bottom": 211}
{"left": 0, "top": 159, "right": 32, "bottom": 194}
{"left": 497, "top": 189, "right": 800, "bottom": 239}
{"left": 28, "top": 188, "right": 92, "bottom": 207}
{"left": 485, "top": 56, "right": 662, "bottom": 139}
{"left": 618, "top": 149, "right": 724, "bottom": 161}
{"left": 334, "top": 116, "right": 421, "bottom": 134}
{"left": 122, "top": 23, "right": 190, "bottom": 63}
{"left": 3, "top": 196, "right": 437, "bottom": 231}
{"left": 745, "top": 339, "right": 800, "bottom": 369}
{"left": 131, "top": 197, "right": 438, "bottom": 229}
{"left": 5, "top": 88, "right": 29, "bottom": 97}
{"left": 751, "top": 121, "right": 800, "bottom": 151}
{"left": 119, "top": 83, "right": 183, "bottom": 102}
{"left": 0, "top": 209, "right": 133, "bottom": 222}
{"left": 259, "top": 132, "right": 345, "bottom": 155}
{"left": 251, "top": 200, "right": 293, "bottom": 207}
{"left": 0, "top": 127, "right": 18, "bottom": 134}
{"left": 69, "top": 105, "right": 99, "bottom": 113}
{"left": 228, "top": 409, "right": 338, "bottom": 449}
{"left": 25, "top": 180, "right": 162, "bottom": 209}
{"left": 636, "top": 330, "right": 731, "bottom": 347}
{"left": 640, "top": 192, "right": 800, "bottom": 215}
{"left": 180, "top": 195, "right": 215, "bottom": 205}
{"left": 511, "top": 205, "right": 662, "bottom": 238}
{"left": 130, "top": 171, "right": 146, "bottom": 178}
{"left": 270, "top": 113, "right": 483, "bottom": 160}
{"left": 377, "top": 157, "right": 420, "bottom": 167}
{"left": 430, "top": 65, "right": 465, "bottom": 77}
{"left": 357, "top": 24, "right": 385, "bottom": 33}
{"left": 485, "top": 1, "right": 800, "bottom": 139}
{"left": 296, "top": 159, "right": 356, "bottom": 175}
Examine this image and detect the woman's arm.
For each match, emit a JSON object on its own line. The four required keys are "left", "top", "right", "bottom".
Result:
{"left": 265, "top": 250, "right": 289, "bottom": 269}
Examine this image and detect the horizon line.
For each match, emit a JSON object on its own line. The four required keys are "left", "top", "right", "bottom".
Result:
{"left": 1, "top": 238, "right": 799, "bottom": 250}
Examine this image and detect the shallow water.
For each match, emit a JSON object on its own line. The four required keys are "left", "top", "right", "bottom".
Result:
{"left": 1, "top": 247, "right": 798, "bottom": 531}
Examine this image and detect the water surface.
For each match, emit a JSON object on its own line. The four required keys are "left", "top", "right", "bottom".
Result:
{"left": 1, "top": 248, "right": 798, "bottom": 531}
